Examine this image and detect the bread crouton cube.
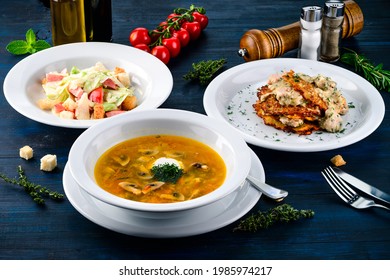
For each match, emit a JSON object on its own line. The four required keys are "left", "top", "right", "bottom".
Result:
{"left": 37, "top": 98, "right": 58, "bottom": 110}
{"left": 40, "top": 154, "right": 57, "bottom": 172}
{"left": 121, "top": 95, "right": 137, "bottom": 111}
{"left": 59, "top": 110, "right": 75, "bottom": 119}
{"left": 330, "top": 154, "right": 346, "bottom": 167}
{"left": 19, "top": 145, "right": 33, "bottom": 160}
{"left": 93, "top": 103, "right": 105, "bottom": 119}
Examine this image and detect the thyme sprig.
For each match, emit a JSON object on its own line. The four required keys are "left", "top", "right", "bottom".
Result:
{"left": 183, "top": 58, "right": 227, "bottom": 85}
{"left": 0, "top": 166, "right": 64, "bottom": 205}
{"left": 233, "top": 204, "right": 314, "bottom": 232}
{"left": 340, "top": 48, "right": 390, "bottom": 92}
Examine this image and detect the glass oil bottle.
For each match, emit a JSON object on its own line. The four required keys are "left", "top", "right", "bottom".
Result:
{"left": 84, "top": 0, "right": 112, "bottom": 42}
{"left": 50, "top": 0, "right": 86, "bottom": 46}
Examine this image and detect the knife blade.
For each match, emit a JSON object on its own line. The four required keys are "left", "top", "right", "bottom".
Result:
{"left": 332, "top": 167, "right": 390, "bottom": 205}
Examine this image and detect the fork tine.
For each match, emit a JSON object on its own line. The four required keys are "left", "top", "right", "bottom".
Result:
{"left": 322, "top": 167, "right": 390, "bottom": 211}
{"left": 326, "top": 167, "right": 358, "bottom": 197}
{"left": 321, "top": 169, "right": 349, "bottom": 203}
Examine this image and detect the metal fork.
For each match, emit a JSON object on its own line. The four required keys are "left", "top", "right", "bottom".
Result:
{"left": 321, "top": 167, "right": 390, "bottom": 211}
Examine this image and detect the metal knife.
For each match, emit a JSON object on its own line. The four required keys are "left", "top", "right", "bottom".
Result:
{"left": 332, "top": 167, "right": 390, "bottom": 205}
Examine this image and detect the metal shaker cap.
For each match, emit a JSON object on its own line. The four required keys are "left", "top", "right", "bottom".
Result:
{"left": 300, "top": 6, "right": 323, "bottom": 22}
{"left": 324, "top": 0, "right": 345, "bottom": 17}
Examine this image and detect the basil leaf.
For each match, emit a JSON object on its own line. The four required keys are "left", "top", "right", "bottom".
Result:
{"left": 32, "top": 40, "right": 52, "bottom": 52}
{"left": 6, "top": 40, "right": 29, "bottom": 55}
{"left": 25, "top": 28, "right": 36, "bottom": 45}
{"left": 6, "top": 28, "right": 51, "bottom": 55}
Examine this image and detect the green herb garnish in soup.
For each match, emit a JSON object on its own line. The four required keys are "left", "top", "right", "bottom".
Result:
{"left": 94, "top": 135, "right": 226, "bottom": 203}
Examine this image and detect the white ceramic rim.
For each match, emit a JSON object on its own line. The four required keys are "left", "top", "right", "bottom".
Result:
{"left": 203, "top": 58, "right": 385, "bottom": 152}
{"left": 63, "top": 148, "right": 262, "bottom": 237}
{"left": 68, "top": 108, "right": 251, "bottom": 212}
{"left": 3, "top": 42, "right": 173, "bottom": 128}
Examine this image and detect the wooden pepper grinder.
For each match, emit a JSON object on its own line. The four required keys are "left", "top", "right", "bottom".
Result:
{"left": 238, "top": 0, "right": 364, "bottom": 61}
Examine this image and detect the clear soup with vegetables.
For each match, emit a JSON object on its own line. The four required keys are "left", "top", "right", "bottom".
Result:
{"left": 94, "top": 135, "right": 226, "bottom": 203}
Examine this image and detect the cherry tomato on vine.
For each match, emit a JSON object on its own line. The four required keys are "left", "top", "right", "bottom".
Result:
{"left": 151, "top": 45, "right": 171, "bottom": 64}
{"left": 172, "top": 28, "right": 190, "bottom": 47}
{"left": 158, "top": 21, "right": 174, "bottom": 34}
{"left": 149, "top": 28, "right": 162, "bottom": 43}
{"left": 129, "top": 27, "right": 151, "bottom": 46}
{"left": 192, "top": 12, "right": 209, "bottom": 30}
{"left": 167, "top": 13, "right": 184, "bottom": 25}
{"left": 162, "top": 37, "right": 181, "bottom": 58}
{"left": 182, "top": 21, "right": 201, "bottom": 41}
{"left": 134, "top": 43, "right": 151, "bottom": 53}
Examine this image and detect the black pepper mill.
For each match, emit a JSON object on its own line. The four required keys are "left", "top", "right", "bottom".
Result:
{"left": 320, "top": 0, "right": 345, "bottom": 62}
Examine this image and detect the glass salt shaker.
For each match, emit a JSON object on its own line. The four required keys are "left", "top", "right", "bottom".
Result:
{"left": 320, "top": 0, "right": 345, "bottom": 62}
{"left": 298, "top": 6, "right": 323, "bottom": 60}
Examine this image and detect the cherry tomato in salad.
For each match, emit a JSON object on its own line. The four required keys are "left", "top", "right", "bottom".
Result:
{"left": 89, "top": 87, "right": 104, "bottom": 103}
{"left": 129, "top": 27, "right": 151, "bottom": 46}
{"left": 192, "top": 12, "right": 209, "bottom": 30}
{"left": 134, "top": 43, "right": 151, "bottom": 53}
{"left": 182, "top": 21, "right": 201, "bottom": 41}
{"left": 172, "top": 28, "right": 190, "bottom": 47}
{"left": 162, "top": 37, "right": 181, "bottom": 58}
{"left": 151, "top": 45, "right": 171, "bottom": 64}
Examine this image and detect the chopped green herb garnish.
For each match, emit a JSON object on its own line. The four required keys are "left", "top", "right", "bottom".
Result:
{"left": 151, "top": 163, "right": 183, "bottom": 184}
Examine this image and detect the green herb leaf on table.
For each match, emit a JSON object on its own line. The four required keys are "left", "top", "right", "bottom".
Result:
{"left": 32, "top": 40, "right": 52, "bottom": 52}
{"left": 233, "top": 204, "right": 314, "bottom": 232}
{"left": 151, "top": 163, "right": 184, "bottom": 184}
{"left": 340, "top": 48, "right": 390, "bottom": 93}
{"left": 0, "top": 166, "right": 64, "bottom": 205}
{"left": 6, "top": 28, "right": 51, "bottom": 55}
{"left": 25, "top": 28, "right": 36, "bottom": 45}
{"left": 183, "top": 58, "right": 227, "bottom": 86}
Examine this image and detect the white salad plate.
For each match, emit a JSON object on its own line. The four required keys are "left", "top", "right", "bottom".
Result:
{"left": 3, "top": 42, "right": 173, "bottom": 128}
{"left": 203, "top": 58, "right": 385, "bottom": 152}
{"left": 63, "top": 149, "right": 263, "bottom": 238}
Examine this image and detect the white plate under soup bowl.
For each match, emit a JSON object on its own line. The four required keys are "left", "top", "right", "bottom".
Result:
{"left": 68, "top": 109, "right": 252, "bottom": 218}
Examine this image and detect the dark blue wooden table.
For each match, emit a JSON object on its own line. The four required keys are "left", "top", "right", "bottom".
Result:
{"left": 0, "top": 0, "right": 389, "bottom": 260}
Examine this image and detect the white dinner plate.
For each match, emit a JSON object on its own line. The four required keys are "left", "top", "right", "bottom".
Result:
{"left": 63, "top": 149, "right": 263, "bottom": 238}
{"left": 3, "top": 42, "right": 173, "bottom": 128}
{"left": 203, "top": 58, "right": 385, "bottom": 152}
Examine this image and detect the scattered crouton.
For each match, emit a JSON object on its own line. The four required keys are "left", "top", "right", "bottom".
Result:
{"left": 19, "top": 145, "right": 33, "bottom": 160}
{"left": 330, "top": 154, "right": 346, "bottom": 167}
{"left": 40, "top": 154, "right": 57, "bottom": 172}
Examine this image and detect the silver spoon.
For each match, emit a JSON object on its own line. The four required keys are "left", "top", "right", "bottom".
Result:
{"left": 246, "top": 174, "right": 288, "bottom": 201}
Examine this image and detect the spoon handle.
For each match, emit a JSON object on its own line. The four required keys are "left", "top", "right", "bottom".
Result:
{"left": 246, "top": 175, "right": 288, "bottom": 200}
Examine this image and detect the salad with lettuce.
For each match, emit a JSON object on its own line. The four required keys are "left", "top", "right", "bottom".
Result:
{"left": 37, "top": 62, "right": 137, "bottom": 120}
